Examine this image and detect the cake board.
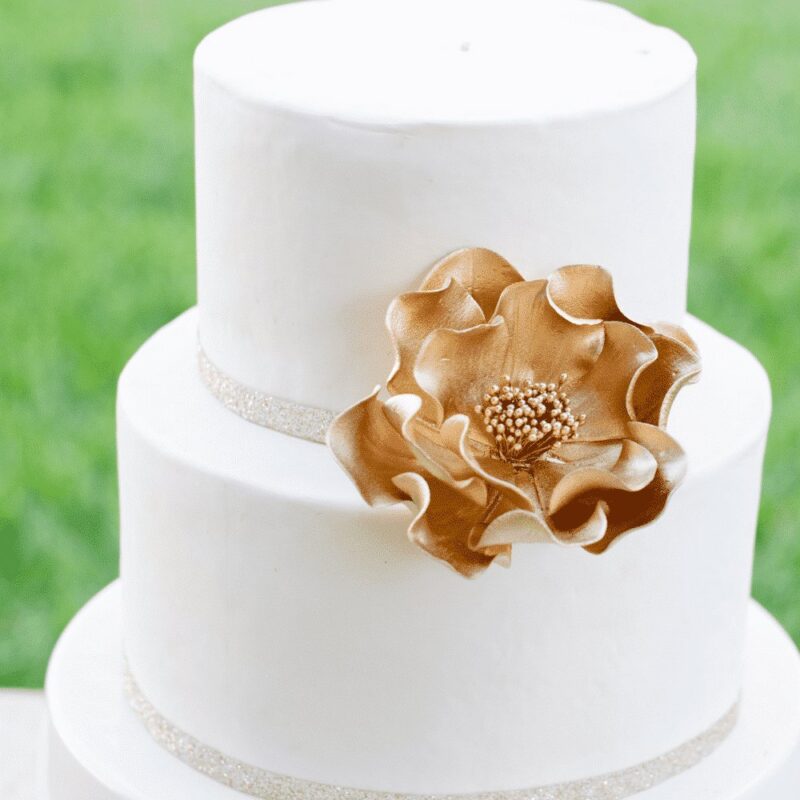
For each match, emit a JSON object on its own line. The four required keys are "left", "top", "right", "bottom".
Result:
{"left": 44, "top": 582, "right": 800, "bottom": 800}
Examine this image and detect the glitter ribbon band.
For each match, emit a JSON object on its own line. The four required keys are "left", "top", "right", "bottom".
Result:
{"left": 125, "top": 666, "right": 738, "bottom": 800}
{"left": 198, "top": 344, "right": 335, "bottom": 444}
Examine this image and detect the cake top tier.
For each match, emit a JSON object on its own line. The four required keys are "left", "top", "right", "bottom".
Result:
{"left": 194, "top": 0, "right": 697, "bottom": 412}
{"left": 195, "top": 0, "right": 696, "bottom": 125}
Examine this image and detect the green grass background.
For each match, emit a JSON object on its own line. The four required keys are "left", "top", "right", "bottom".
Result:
{"left": 1, "top": 0, "right": 798, "bottom": 687}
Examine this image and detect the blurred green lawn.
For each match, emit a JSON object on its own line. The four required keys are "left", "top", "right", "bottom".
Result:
{"left": 1, "top": 0, "right": 798, "bottom": 687}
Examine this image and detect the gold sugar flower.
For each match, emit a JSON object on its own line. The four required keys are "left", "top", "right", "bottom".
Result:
{"left": 327, "top": 249, "right": 701, "bottom": 577}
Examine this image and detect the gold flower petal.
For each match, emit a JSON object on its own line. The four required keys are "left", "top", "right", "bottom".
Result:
{"left": 547, "top": 268, "right": 702, "bottom": 430}
{"left": 495, "top": 279, "right": 606, "bottom": 385}
{"left": 392, "top": 405, "right": 488, "bottom": 505}
{"left": 475, "top": 508, "right": 555, "bottom": 549}
{"left": 490, "top": 460, "right": 607, "bottom": 547}
{"left": 420, "top": 247, "right": 525, "bottom": 318}
{"left": 327, "top": 389, "right": 420, "bottom": 505}
{"left": 552, "top": 501, "right": 609, "bottom": 546}
{"left": 438, "top": 414, "right": 536, "bottom": 511}
{"left": 630, "top": 330, "right": 701, "bottom": 427}
{"left": 571, "top": 321, "right": 658, "bottom": 442}
{"left": 651, "top": 321, "right": 700, "bottom": 354}
{"left": 392, "top": 471, "right": 509, "bottom": 577}
{"left": 414, "top": 317, "right": 511, "bottom": 419}
{"left": 544, "top": 439, "right": 659, "bottom": 516}
{"left": 386, "top": 279, "right": 484, "bottom": 422}
{"left": 546, "top": 264, "right": 630, "bottom": 324}
{"left": 550, "top": 422, "right": 687, "bottom": 555}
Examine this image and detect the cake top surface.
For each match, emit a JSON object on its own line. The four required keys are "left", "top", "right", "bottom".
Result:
{"left": 195, "top": 0, "right": 696, "bottom": 125}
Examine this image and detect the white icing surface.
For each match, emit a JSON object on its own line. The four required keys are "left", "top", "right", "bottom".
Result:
{"left": 195, "top": 0, "right": 696, "bottom": 124}
{"left": 118, "top": 309, "right": 770, "bottom": 794}
{"left": 45, "top": 583, "right": 800, "bottom": 800}
{"left": 194, "top": 0, "right": 697, "bottom": 410}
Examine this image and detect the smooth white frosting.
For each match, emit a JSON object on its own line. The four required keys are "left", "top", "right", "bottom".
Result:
{"left": 118, "top": 309, "right": 769, "bottom": 794}
{"left": 194, "top": 0, "right": 697, "bottom": 410}
{"left": 195, "top": 0, "right": 696, "bottom": 125}
{"left": 45, "top": 584, "right": 800, "bottom": 800}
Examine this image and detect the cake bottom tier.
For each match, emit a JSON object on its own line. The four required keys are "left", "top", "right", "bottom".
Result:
{"left": 46, "top": 582, "right": 800, "bottom": 800}
{"left": 118, "top": 309, "right": 770, "bottom": 794}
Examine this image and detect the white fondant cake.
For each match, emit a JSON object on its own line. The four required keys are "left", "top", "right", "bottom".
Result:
{"left": 44, "top": 0, "right": 792, "bottom": 798}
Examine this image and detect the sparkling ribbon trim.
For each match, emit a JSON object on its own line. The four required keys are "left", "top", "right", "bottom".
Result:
{"left": 125, "top": 666, "right": 738, "bottom": 800}
{"left": 198, "top": 344, "right": 335, "bottom": 444}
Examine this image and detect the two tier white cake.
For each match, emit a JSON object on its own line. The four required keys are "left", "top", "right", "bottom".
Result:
{"left": 43, "top": 1, "right": 800, "bottom": 799}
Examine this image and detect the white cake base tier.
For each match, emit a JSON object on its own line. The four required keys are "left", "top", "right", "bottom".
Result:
{"left": 45, "top": 582, "right": 800, "bottom": 800}
{"left": 117, "top": 308, "right": 770, "bottom": 795}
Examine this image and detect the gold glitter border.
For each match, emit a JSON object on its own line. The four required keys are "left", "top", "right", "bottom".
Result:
{"left": 125, "top": 665, "right": 737, "bottom": 800}
{"left": 197, "top": 343, "right": 335, "bottom": 444}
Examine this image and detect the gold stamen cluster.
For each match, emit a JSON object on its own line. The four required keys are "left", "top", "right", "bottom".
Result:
{"left": 475, "top": 374, "right": 586, "bottom": 467}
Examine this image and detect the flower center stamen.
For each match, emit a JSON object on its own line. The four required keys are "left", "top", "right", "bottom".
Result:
{"left": 474, "top": 373, "right": 586, "bottom": 468}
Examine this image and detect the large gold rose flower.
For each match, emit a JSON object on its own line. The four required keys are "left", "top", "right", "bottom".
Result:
{"left": 328, "top": 249, "right": 701, "bottom": 577}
